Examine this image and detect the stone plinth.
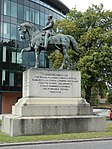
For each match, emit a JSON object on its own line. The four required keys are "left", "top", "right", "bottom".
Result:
{"left": 2, "top": 115, "right": 106, "bottom": 137}
{"left": 2, "top": 69, "right": 106, "bottom": 136}
{"left": 12, "top": 69, "right": 92, "bottom": 117}
{"left": 22, "top": 69, "right": 81, "bottom": 98}
{"left": 12, "top": 98, "right": 92, "bottom": 117}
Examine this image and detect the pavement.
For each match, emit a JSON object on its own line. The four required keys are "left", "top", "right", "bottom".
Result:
{"left": 0, "top": 137, "right": 112, "bottom": 147}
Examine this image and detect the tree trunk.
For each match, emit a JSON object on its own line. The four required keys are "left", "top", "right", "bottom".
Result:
{"left": 85, "top": 85, "right": 92, "bottom": 103}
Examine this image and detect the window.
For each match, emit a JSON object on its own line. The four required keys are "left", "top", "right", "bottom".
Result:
{"left": 40, "top": 12, "right": 45, "bottom": 26}
{"left": 45, "top": 14, "right": 48, "bottom": 25}
{"left": 11, "top": 2, "right": 17, "bottom": 18}
{"left": 9, "top": 72, "right": 14, "bottom": 86}
{"left": 4, "top": 0, "right": 10, "bottom": 16}
{"left": 28, "top": 52, "right": 35, "bottom": 66}
{"left": 11, "top": 24, "right": 16, "bottom": 40}
{"left": 2, "top": 70, "right": 6, "bottom": 85}
{"left": 17, "top": 4, "right": 23, "bottom": 20}
{"left": 2, "top": 46, "right": 6, "bottom": 62}
{"left": 17, "top": 52, "right": 22, "bottom": 64}
{"left": 1, "top": 22, "right": 3, "bottom": 37}
{"left": 17, "top": 25, "right": 22, "bottom": 41}
{"left": 12, "top": 52, "right": 16, "bottom": 63}
{"left": 35, "top": 10, "right": 39, "bottom": 24}
{"left": 30, "top": 8, "right": 35, "bottom": 23}
{"left": 1, "top": 0, "right": 4, "bottom": 14}
{"left": 4, "top": 23, "right": 10, "bottom": 39}
{"left": 24, "top": 6, "right": 30, "bottom": 21}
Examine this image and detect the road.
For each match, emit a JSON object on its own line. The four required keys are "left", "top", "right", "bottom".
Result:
{"left": 1, "top": 140, "right": 112, "bottom": 149}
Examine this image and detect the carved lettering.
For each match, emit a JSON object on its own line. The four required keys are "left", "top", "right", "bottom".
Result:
{"left": 31, "top": 72, "right": 79, "bottom": 94}
{"left": 23, "top": 70, "right": 81, "bottom": 98}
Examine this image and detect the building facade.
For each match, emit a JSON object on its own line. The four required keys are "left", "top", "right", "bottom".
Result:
{"left": 0, "top": 0, "right": 69, "bottom": 113}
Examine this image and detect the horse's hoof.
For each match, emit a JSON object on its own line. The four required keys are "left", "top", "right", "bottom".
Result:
{"left": 59, "top": 66, "right": 63, "bottom": 70}
{"left": 34, "top": 66, "right": 38, "bottom": 69}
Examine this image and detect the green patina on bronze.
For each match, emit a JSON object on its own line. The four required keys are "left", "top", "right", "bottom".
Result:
{"left": 18, "top": 21, "right": 78, "bottom": 69}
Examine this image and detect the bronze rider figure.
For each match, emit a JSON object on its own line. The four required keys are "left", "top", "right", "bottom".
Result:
{"left": 42, "top": 14, "right": 54, "bottom": 49}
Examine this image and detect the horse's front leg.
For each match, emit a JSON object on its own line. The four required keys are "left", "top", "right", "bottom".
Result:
{"left": 21, "top": 47, "right": 31, "bottom": 59}
{"left": 34, "top": 47, "right": 39, "bottom": 68}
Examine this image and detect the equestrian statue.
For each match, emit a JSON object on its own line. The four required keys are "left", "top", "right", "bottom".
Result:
{"left": 18, "top": 14, "right": 78, "bottom": 69}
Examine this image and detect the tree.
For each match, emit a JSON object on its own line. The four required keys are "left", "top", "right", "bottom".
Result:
{"left": 108, "top": 89, "right": 112, "bottom": 104}
{"left": 54, "top": 4, "right": 112, "bottom": 103}
{"left": 48, "top": 50, "right": 63, "bottom": 69}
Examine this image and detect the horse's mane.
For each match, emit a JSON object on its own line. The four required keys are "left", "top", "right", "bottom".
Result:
{"left": 20, "top": 22, "right": 38, "bottom": 32}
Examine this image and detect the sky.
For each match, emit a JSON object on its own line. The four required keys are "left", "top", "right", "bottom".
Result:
{"left": 60, "top": 0, "right": 112, "bottom": 12}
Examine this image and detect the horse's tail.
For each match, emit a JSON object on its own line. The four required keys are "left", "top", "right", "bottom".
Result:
{"left": 67, "top": 35, "right": 78, "bottom": 52}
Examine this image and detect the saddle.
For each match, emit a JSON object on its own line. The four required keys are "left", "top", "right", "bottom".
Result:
{"left": 41, "top": 30, "right": 55, "bottom": 36}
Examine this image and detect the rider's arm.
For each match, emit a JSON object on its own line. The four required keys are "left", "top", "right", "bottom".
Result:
{"left": 43, "top": 21, "right": 54, "bottom": 30}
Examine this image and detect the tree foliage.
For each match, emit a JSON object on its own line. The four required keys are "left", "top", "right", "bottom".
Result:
{"left": 108, "top": 89, "right": 112, "bottom": 104}
{"left": 53, "top": 4, "right": 112, "bottom": 103}
{"left": 48, "top": 50, "right": 63, "bottom": 69}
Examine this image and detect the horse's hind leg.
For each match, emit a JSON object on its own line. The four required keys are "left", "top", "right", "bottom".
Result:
{"left": 60, "top": 46, "right": 70, "bottom": 69}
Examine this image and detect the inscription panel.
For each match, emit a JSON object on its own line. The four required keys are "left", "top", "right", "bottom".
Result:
{"left": 23, "top": 69, "right": 81, "bottom": 98}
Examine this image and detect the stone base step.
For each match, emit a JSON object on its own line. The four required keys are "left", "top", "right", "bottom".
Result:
{"left": 2, "top": 114, "right": 106, "bottom": 136}
{"left": 12, "top": 97, "right": 92, "bottom": 117}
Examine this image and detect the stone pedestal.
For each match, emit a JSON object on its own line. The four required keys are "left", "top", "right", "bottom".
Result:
{"left": 2, "top": 115, "right": 106, "bottom": 137}
{"left": 2, "top": 69, "right": 106, "bottom": 136}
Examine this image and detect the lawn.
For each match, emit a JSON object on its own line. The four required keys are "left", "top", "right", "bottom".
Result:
{"left": 0, "top": 124, "right": 112, "bottom": 143}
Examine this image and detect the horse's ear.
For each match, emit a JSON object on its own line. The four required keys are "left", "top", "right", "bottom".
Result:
{"left": 18, "top": 24, "right": 21, "bottom": 31}
{"left": 18, "top": 26, "right": 20, "bottom": 29}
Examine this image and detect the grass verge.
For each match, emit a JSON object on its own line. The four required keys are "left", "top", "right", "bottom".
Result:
{"left": 0, "top": 124, "right": 112, "bottom": 143}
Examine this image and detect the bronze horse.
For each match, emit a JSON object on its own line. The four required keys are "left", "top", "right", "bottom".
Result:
{"left": 18, "top": 22, "right": 78, "bottom": 69}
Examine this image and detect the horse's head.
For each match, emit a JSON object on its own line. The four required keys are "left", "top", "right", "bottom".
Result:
{"left": 18, "top": 23, "right": 28, "bottom": 40}
{"left": 18, "top": 23, "right": 38, "bottom": 40}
